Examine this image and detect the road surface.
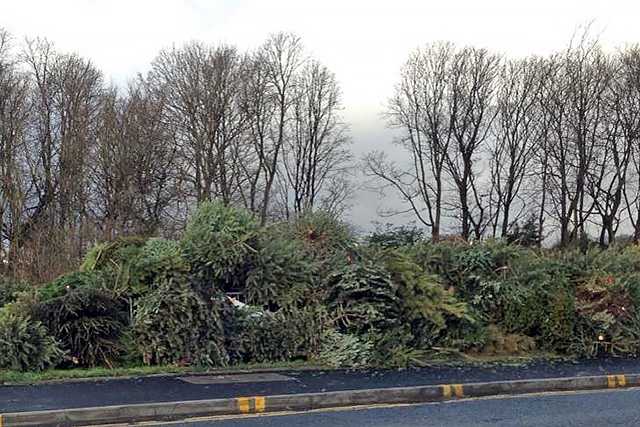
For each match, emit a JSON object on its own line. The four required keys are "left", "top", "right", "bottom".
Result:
{"left": 151, "top": 388, "right": 640, "bottom": 427}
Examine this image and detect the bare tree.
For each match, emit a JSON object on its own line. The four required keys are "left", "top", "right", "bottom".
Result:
{"left": 281, "top": 59, "right": 351, "bottom": 216}
{"left": 147, "top": 42, "right": 248, "bottom": 206}
{"left": 90, "top": 81, "right": 183, "bottom": 239}
{"left": 18, "top": 38, "right": 103, "bottom": 281}
{"left": 365, "top": 42, "right": 454, "bottom": 238}
{"left": 366, "top": 43, "right": 499, "bottom": 240}
{"left": 0, "top": 29, "right": 30, "bottom": 269}
{"left": 252, "top": 32, "right": 304, "bottom": 224}
{"left": 444, "top": 47, "right": 501, "bottom": 239}
{"left": 541, "top": 36, "right": 611, "bottom": 247}
{"left": 614, "top": 46, "right": 640, "bottom": 243}
{"left": 582, "top": 50, "right": 633, "bottom": 246}
{"left": 145, "top": 33, "right": 349, "bottom": 225}
{"left": 489, "top": 56, "right": 545, "bottom": 238}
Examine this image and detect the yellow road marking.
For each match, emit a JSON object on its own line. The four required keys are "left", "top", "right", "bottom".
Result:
{"left": 607, "top": 375, "right": 616, "bottom": 388}
{"left": 1, "top": 413, "right": 3, "bottom": 427}
{"left": 440, "top": 384, "right": 452, "bottom": 398}
{"left": 618, "top": 375, "right": 627, "bottom": 387}
{"left": 254, "top": 396, "right": 266, "bottom": 412}
{"left": 237, "top": 397, "right": 250, "bottom": 413}
{"left": 453, "top": 384, "right": 464, "bottom": 397}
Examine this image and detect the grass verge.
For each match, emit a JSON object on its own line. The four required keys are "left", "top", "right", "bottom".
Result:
{"left": 0, "top": 359, "right": 325, "bottom": 384}
{"left": 0, "top": 353, "right": 569, "bottom": 385}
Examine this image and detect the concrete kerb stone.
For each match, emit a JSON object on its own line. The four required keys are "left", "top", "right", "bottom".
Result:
{"left": 2, "top": 373, "right": 639, "bottom": 426}
{"left": 0, "top": 399, "right": 239, "bottom": 427}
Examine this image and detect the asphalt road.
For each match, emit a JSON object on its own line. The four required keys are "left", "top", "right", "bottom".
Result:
{"left": 5, "top": 357, "right": 640, "bottom": 413}
{"left": 156, "top": 388, "right": 640, "bottom": 427}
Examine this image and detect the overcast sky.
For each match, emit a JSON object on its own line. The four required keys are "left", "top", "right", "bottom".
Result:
{"left": 3, "top": 0, "right": 640, "bottom": 228}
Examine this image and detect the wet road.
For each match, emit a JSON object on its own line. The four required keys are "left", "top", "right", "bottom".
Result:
{"left": 158, "top": 388, "right": 640, "bottom": 427}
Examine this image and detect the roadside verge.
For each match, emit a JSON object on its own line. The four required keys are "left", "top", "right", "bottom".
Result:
{"left": 1, "top": 373, "right": 637, "bottom": 426}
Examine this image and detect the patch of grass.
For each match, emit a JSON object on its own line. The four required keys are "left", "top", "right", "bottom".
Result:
{"left": 0, "top": 365, "right": 190, "bottom": 384}
{"left": 0, "top": 360, "right": 325, "bottom": 384}
{"left": 421, "top": 351, "right": 569, "bottom": 368}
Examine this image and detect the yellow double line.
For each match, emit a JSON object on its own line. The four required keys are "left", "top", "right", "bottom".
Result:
{"left": 237, "top": 396, "right": 266, "bottom": 414}
{"left": 440, "top": 384, "right": 464, "bottom": 398}
{"left": 606, "top": 375, "right": 627, "bottom": 389}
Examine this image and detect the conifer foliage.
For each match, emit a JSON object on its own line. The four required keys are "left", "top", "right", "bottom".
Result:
{"left": 5, "top": 202, "right": 640, "bottom": 373}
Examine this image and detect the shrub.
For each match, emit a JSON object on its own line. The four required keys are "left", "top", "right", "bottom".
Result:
{"left": 0, "top": 311, "right": 66, "bottom": 371}
{"left": 318, "top": 330, "right": 373, "bottom": 368}
{"left": 439, "top": 317, "right": 488, "bottom": 352}
{"left": 81, "top": 236, "right": 147, "bottom": 271}
{"left": 182, "top": 201, "right": 260, "bottom": 296}
{"left": 134, "top": 237, "right": 188, "bottom": 289}
{"left": 411, "top": 240, "right": 525, "bottom": 290}
{"left": 372, "top": 249, "right": 473, "bottom": 351}
{"left": 243, "top": 234, "right": 319, "bottom": 310}
{"left": 570, "top": 271, "right": 640, "bottom": 357}
{"left": 81, "top": 236, "right": 190, "bottom": 301}
{"left": 36, "top": 270, "right": 107, "bottom": 301}
{"left": 368, "top": 325, "right": 430, "bottom": 367}
{"left": 505, "top": 214, "right": 541, "bottom": 247}
{"left": 223, "top": 305, "right": 326, "bottom": 364}
{"left": 411, "top": 241, "right": 578, "bottom": 353}
{"left": 381, "top": 250, "right": 470, "bottom": 327}
{"left": 325, "top": 263, "right": 399, "bottom": 335}
{"left": 131, "top": 278, "right": 227, "bottom": 367}
{"left": 0, "top": 275, "right": 30, "bottom": 307}
{"left": 33, "top": 286, "right": 128, "bottom": 367}
{"left": 270, "top": 211, "right": 358, "bottom": 280}
{"left": 80, "top": 236, "right": 149, "bottom": 297}
{"left": 553, "top": 246, "right": 640, "bottom": 356}
{"left": 115, "top": 329, "right": 144, "bottom": 367}
{"left": 480, "top": 324, "right": 536, "bottom": 356}
{"left": 366, "top": 222, "right": 425, "bottom": 249}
